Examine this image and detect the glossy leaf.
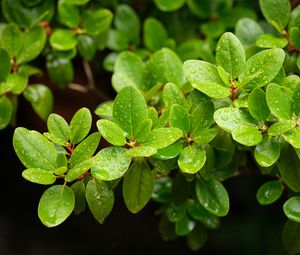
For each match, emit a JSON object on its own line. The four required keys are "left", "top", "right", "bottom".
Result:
{"left": 38, "top": 185, "right": 75, "bottom": 227}
{"left": 13, "top": 127, "right": 57, "bottom": 171}
{"left": 155, "top": 141, "right": 183, "bottom": 160}
{"left": 65, "top": 157, "right": 96, "bottom": 182}
{"left": 190, "top": 101, "right": 214, "bottom": 132}
{"left": 92, "top": 147, "right": 131, "bottom": 181}
{"left": 282, "top": 128, "right": 300, "bottom": 149}
{"left": 82, "top": 9, "right": 113, "bottom": 35}
{"left": 248, "top": 88, "right": 270, "bottom": 121}
{"left": 169, "top": 104, "right": 190, "bottom": 136}
{"left": 126, "top": 146, "right": 157, "bottom": 158}
{"left": 239, "top": 49, "right": 285, "bottom": 89}
{"left": 50, "top": 29, "right": 77, "bottom": 51}
{"left": 22, "top": 168, "right": 56, "bottom": 185}
{"left": 113, "top": 86, "right": 147, "bottom": 138}
{"left": 123, "top": 161, "right": 154, "bottom": 213}
{"left": 0, "top": 96, "right": 13, "bottom": 129}
{"left": 97, "top": 119, "right": 126, "bottom": 146}
{"left": 292, "top": 85, "right": 300, "bottom": 115}
{"left": 196, "top": 178, "right": 229, "bottom": 217}
{"left": 154, "top": 0, "right": 185, "bottom": 12}
{"left": 184, "top": 60, "right": 230, "bottom": 99}
{"left": 47, "top": 114, "right": 70, "bottom": 143}
{"left": 216, "top": 32, "right": 245, "bottom": 79}
{"left": 256, "top": 180, "right": 283, "bottom": 205}
{"left": 85, "top": 180, "right": 114, "bottom": 224}
{"left": 134, "top": 119, "right": 152, "bottom": 143}
{"left": 254, "top": 137, "right": 280, "bottom": 167}
{"left": 178, "top": 145, "right": 206, "bottom": 174}
{"left": 69, "top": 108, "right": 92, "bottom": 144}
{"left": 284, "top": 196, "right": 300, "bottom": 223}
{"left": 232, "top": 125, "right": 262, "bottom": 146}
{"left": 256, "top": 34, "right": 288, "bottom": 49}
{"left": 162, "top": 83, "right": 186, "bottom": 108}
{"left": 268, "top": 120, "right": 296, "bottom": 136}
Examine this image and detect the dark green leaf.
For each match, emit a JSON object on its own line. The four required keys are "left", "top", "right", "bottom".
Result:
{"left": 134, "top": 119, "right": 152, "bottom": 143}
{"left": 77, "top": 35, "right": 96, "bottom": 61}
{"left": 169, "top": 104, "right": 190, "bottom": 136}
{"left": 153, "top": 0, "right": 185, "bottom": 11}
{"left": 71, "top": 181, "right": 86, "bottom": 215}
{"left": 155, "top": 141, "right": 183, "bottom": 160}
{"left": 254, "top": 137, "right": 280, "bottom": 167}
{"left": 248, "top": 88, "right": 270, "bottom": 121}
{"left": 0, "top": 48, "right": 11, "bottom": 82}
{"left": 186, "top": 225, "right": 207, "bottom": 251}
{"left": 256, "top": 180, "right": 283, "bottom": 205}
{"left": 282, "top": 220, "right": 300, "bottom": 254}
{"left": 0, "top": 96, "right": 13, "bottom": 129}
{"left": 0, "top": 23, "right": 22, "bottom": 57}
{"left": 292, "top": 85, "right": 300, "bottom": 115}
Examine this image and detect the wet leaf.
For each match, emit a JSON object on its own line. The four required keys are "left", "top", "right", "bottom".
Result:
{"left": 254, "top": 137, "right": 280, "bottom": 167}
{"left": 232, "top": 125, "right": 262, "bottom": 146}
{"left": 22, "top": 168, "right": 56, "bottom": 185}
{"left": 97, "top": 119, "right": 126, "bottom": 146}
{"left": 69, "top": 108, "right": 92, "bottom": 144}
{"left": 256, "top": 180, "right": 283, "bottom": 205}
{"left": 284, "top": 196, "right": 300, "bottom": 223}
{"left": 248, "top": 88, "right": 270, "bottom": 121}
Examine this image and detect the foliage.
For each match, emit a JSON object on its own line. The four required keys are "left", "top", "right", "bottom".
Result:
{"left": 3, "top": 0, "right": 300, "bottom": 253}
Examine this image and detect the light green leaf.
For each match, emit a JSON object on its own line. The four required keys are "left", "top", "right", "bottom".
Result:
{"left": 143, "top": 128, "right": 183, "bottom": 149}
{"left": 214, "top": 107, "right": 257, "bottom": 132}
{"left": 0, "top": 96, "right": 13, "bottom": 129}
{"left": 184, "top": 60, "right": 230, "bottom": 99}
{"left": 113, "top": 86, "right": 147, "bottom": 138}
{"left": 290, "top": 27, "right": 300, "bottom": 48}
{"left": 126, "top": 146, "right": 157, "bottom": 157}
{"left": 266, "top": 83, "right": 293, "bottom": 120}
{"left": 47, "top": 113, "right": 70, "bottom": 143}
{"left": 71, "top": 181, "right": 86, "bottom": 215}
{"left": 256, "top": 34, "right": 288, "bottom": 49}
{"left": 254, "top": 137, "right": 280, "bottom": 167}
{"left": 143, "top": 17, "right": 167, "bottom": 51}
{"left": 38, "top": 185, "right": 75, "bottom": 227}
{"left": 232, "top": 125, "right": 262, "bottom": 146}
{"left": 69, "top": 107, "right": 92, "bottom": 144}
{"left": 239, "top": 49, "right": 285, "bottom": 89}
{"left": 69, "top": 132, "right": 101, "bottom": 167}
{"left": 58, "top": 2, "right": 80, "bottom": 28}
{"left": 92, "top": 147, "right": 132, "bottom": 181}
{"left": 85, "top": 179, "right": 114, "bottom": 223}
{"left": 282, "top": 128, "right": 300, "bottom": 148}
{"left": 155, "top": 141, "right": 183, "bottom": 160}
{"left": 153, "top": 0, "right": 185, "bottom": 11}
{"left": 106, "top": 29, "right": 128, "bottom": 51}
{"left": 259, "top": 0, "right": 290, "bottom": 31}
{"left": 50, "top": 29, "right": 77, "bottom": 51}
{"left": 134, "top": 119, "right": 152, "bottom": 143}
{"left": 196, "top": 178, "right": 229, "bottom": 217}
{"left": 63, "top": 0, "right": 89, "bottom": 5}
{"left": 22, "top": 168, "right": 56, "bottom": 185}
{"left": 248, "top": 88, "right": 270, "bottom": 121}
{"left": 0, "top": 48, "right": 11, "bottom": 82}
{"left": 95, "top": 101, "right": 113, "bottom": 119}
{"left": 16, "top": 26, "right": 46, "bottom": 64}
{"left": 8, "top": 73, "right": 28, "bottom": 94}
{"left": 268, "top": 120, "right": 296, "bottom": 136}
{"left": 82, "top": 9, "right": 113, "bottom": 36}
{"left": 256, "top": 180, "right": 283, "bottom": 205}
{"left": 284, "top": 196, "right": 300, "bottom": 223}
{"left": 123, "top": 160, "right": 154, "bottom": 213}
{"left": 193, "top": 128, "right": 219, "bottom": 145}
{"left": 169, "top": 104, "right": 190, "bottom": 136}
{"left": 162, "top": 83, "right": 186, "bottom": 108}
{"left": 178, "top": 145, "right": 206, "bottom": 174}
{"left": 0, "top": 23, "right": 22, "bottom": 57}
{"left": 292, "top": 85, "right": 300, "bottom": 115}
{"left": 13, "top": 127, "right": 57, "bottom": 171}
{"left": 97, "top": 119, "right": 126, "bottom": 146}
{"left": 216, "top": 32, "right": 245, "bottom": 79}
{"left": 65, "top": 157, "right": 97, "bottom": 182}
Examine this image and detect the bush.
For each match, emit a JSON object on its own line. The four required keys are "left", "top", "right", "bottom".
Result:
{"left": 1, "top": 0, "right": 300, "bottom": 253}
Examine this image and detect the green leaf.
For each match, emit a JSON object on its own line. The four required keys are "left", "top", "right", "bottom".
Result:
{"left": 248, "top": 88, "right": 270, "bottom": 121}
{"left": 65, "top": 157, "right": 97, "bottom": 182}
{"left": 69, "top": 133, "right": 101, "bottom": 167}
{"left": 235, "top": 18, "right": 264, "bottom": 47}
{"left": 126, "top": 146, "right": 157, "bottom": 158}
{"left": 92, "top": 147, "right": 132, "bottom": 181}
{"left": 184, "top": 60, "right": 230, "bottom": 99}
{"left": 112, "top": 51, "right": 144, "bottom": 92}
{"left": 47, "top": 113, "right": 70, "bottom": 143}
{"left": 13, "top": 127, "right": 57, "bottom": 171}
{"left": 268, "top": 120, "right": 296, "bottom": 136}
{"left": 97, "top": 119, "right": 126, "bottom": 146}
{"left": 292, "top": 85, "right": 300, "bottom": 115}
{"left": 143, "top": 128, "right": 183, "bottom": 149}
{"left": 282, "top": 128, "right": 300, "bottom": 149}
{"left": 0, "top": 96, "right": 13, "bottom": 129}
{"left": 114, "top": 4, "right": 140, "bottom": 44}
{"left": 77, "top": 35, "right": 96, "bottom": 61}
{"left": 123, "top": 160, "right": 154, "bottom": 213}
{"left": 216, "top": 32, "right": 245, "bottom": 79}
{"left": 282, "top": 220, "right": 300, "bottom": 254}
{"left": 134, "top": 119, "right": 152, "bottom": 144}
{"left": 155, "top": 141, "right": 183, "bottom": 160}
{"left": 82, "top": 9, "right": 113, "bottom": 36}
{"left": 106, "top": 29, "right": 128, "bottom": 51}
{"left": 256, "top": 34, "right": 288, "bottom": 49}
{"left": 175, "top": 215, "right": 195, "bottom": 236}
{"left": 0, "top": 48, "right": 11, "bottom": 82}
{"left": 95, "top": 101, "right": 113, "bottom": 119}
{"left": 169, "top": 104, "right": 190, "bottom": 136}
{"left": 85, "top": 179, "right": 114, "bottom": 223}
{"left": 259, "top": 0, "right": 290, "bottom": 31}
{"left": 22, "top": 168, "right": 56, "bottom": 185}
{"left": 279, "top": 148, "right": 300, "bottom": 192}
{"left": 290, "top": 27, "right": 300, "bottom": 48}
{"left": 162, "top": 83, "right": 186, "bottom": 108}
{"left": 145, "top": 48, "right": 185, "bottom": 89}
{"left": 71, "top": 181, "right": 86, "bottom": 215}
{"left": 196, "top": 178, "right": 230, "bottom": 217}
{"left": 69, "top": 107, "right": 92, "bottom": 144}
{"left": 232, "top": 125, "right": 262, "bottom": 146}
{"left": 256, "top": 180, "right": 283, "bottom": 205}
{"left": 214, "top": 107, "right": 257, "bottom": 132}
{"left": 154, "top": 0, "right": 185, "bottom": 12}
{"left": 113, "top": 86, "right": 147, "bottom": 138}
{"left": 186, "top": 225, "right": 207, "bottom": 251}
{"left": 284, "top": 196, "right": 300, "bottom": 223}
{"left": 178, "top": 145, "right": 206, "bottom": 174}
{"left": 8, "top": 73, "right": 28, "bottom": 94}
{"left": 190, "top": 101, "right": 214, "bottom": 132}
{"left": 0, "top": 23, "right": 22, "bottom": 57}
{"left": 63, "top": 0, "right": 89, "bottom": 5}
{"left": 16, "top": 26, "right": 46, "bottom": 64}
{"left": 23, "top": 84, "right": 53, "bottom": 120}
{"left": 38, "top": 185, "right": 75, "bottom": 227}
{"left": 50, "top": 29, "right": 77, "bottom": 51}
{"left": 58, "top": 2, "right": 80, "bottom": 28}
{"left": 193, "top": 128, "right": 219, "bottom": 145}
{"left": 239, "top": 49, "right": 285, "bottom": 89}
{"left": 266, "top": 83, "right": 293, "bottom": 120}
{"left": 143, "top": 17, "right": 167, "bottom": 51}
{"left": 254, "top": 137, "right": 280, "bottom": 167}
